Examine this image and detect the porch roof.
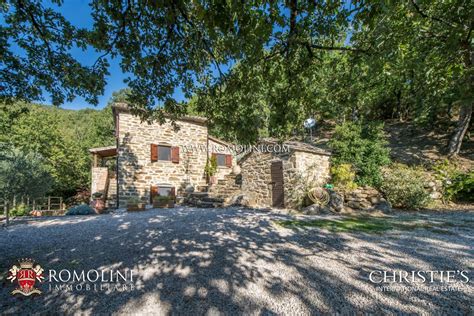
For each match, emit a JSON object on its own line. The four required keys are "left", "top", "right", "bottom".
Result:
{"left": 89, "top": 145, "right": 117, "bottom": 157}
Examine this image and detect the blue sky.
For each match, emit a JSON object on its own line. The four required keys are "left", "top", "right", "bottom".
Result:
{"left": 42, "top": 0, "right": 129, "bottom": 110}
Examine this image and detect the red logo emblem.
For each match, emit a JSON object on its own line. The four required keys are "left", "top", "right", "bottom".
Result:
{"left": 7, "top": 259, "right": 44, "bottom": 296}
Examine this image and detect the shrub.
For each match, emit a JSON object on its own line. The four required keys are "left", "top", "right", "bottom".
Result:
{"left": 329, "top": 121, "right": 390, "bottom": 187}
{"left": 204, "top": 155, "right": 218, "bottom": 176}
{"left": 432, "top": 159, "right": 473, "bottom": 202}
{"left": 380, "top": 164, "right": 431, "bottom": 209}
{"left": 10, "top": 203, "right": 30, "bottom": 217}
{"left": 66, "top": 204, "right": 95, "bottom": 216}
{"left": 331, "top": 163, "right": 357, "bottom": 191}
{"left": 153, "top": 195, "right": 170, "bottom": 201}
{"left": 445, "top": 171, "right": 474, "bottom": 202}
{"left": 127, "top": 197, "right": 141, "bottom": 205}
{"left": 92, "top": 192, "right": 103, "bottom": 199}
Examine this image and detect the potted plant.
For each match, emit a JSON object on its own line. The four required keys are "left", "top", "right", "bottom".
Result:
{"left": 167, "top": 196, "right": 175, "bottom": 208}
{"left": 127, "top": 197, "right": 145, "bottom": 211}
{"left": 205, "top": 155, "right": 218, "bottom": 185}
{"left": 90, "top": 192, "right": 106, "bottom": 214}
{"left": 153, "top": 195, "right": 169, "bottom": 208}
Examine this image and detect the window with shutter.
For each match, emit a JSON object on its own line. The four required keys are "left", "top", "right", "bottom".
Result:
{"left": 213, "top": 153, "right": 231, "bottom": 167}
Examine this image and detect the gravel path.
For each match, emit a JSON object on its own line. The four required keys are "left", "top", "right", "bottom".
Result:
{"left": 0, "top": 207, "right": 473, "bottom": 315}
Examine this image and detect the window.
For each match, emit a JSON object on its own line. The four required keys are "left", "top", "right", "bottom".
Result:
{"left": 158, "top": 145, "right": 171, "bottom": 161}
{"left": 158, "top": 187, "right": 173, "bottom": 197}
{"left": 215, "top": 154, "right": 226, "bottom": 166}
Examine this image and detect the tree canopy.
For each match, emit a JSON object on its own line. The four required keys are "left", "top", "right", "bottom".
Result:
{"left": 1, "top": 0, "right": 472, "bottom": 154}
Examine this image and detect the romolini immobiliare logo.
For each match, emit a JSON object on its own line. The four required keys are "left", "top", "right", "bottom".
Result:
{"left": 6, "top": 258, "right": 135, "bottom": 297}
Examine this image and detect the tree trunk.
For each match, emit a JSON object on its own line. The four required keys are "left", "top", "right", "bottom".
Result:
{"left": 5, "top": 202, "right": 9, "bottom": 226}
{"left": 447, "top": 39, "right": 473, "bottom": 157}
{"left": 447, "top": 103, "right": 472, "bottom": 157}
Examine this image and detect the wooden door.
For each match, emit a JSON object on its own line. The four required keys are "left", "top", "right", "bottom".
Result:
{"left": 271, "top": 161, "right": 284, "bottom": 208}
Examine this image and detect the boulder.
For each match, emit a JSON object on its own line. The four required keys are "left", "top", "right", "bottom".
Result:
{"left": 185, "top": 185, "right": 195, "bottom": 193}
{"left": 302, "top": 204, "right": 320, "bottom": 215}
{"left": 375, "top": 200, "right": 392, "bottom": 213}
{"left": 328, "top": 190, "right": 344, "bottom": 212}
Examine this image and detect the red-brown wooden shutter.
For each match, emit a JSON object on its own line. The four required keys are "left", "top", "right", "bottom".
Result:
{"left": 170, "top": 187, "right": 176, "bottom": 198}
{"left": 151, "top": 144, "right": 158, "bottom": 162}
{"left": 150, "top": 185, "right": 158, "bottom": 203}
{"left": 171, "top": 146, "right": 179, "bottom": 163}
{"left": 225, "top": 154, "right": 232, "bottom": 167}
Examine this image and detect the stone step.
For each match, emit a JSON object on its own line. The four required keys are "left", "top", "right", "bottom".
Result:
{"left": 195, "top": 200, "right": 223, "bottom": 208}
{"left": 202, "top": 197, "right": 224, "bottom": 203}
{"left": 189, "top": 192, "right": 209, "bottom": 197}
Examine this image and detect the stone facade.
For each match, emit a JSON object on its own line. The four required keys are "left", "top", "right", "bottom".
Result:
{"left": 240, "top": 144, "right": 331, "bottom": 209}
{"left": 115, "top": 108, "right": 234, "bottom": 207}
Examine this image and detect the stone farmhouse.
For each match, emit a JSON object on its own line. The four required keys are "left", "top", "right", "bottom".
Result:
{"left": 89, "top": 103, "right": 331, "bottom": 209}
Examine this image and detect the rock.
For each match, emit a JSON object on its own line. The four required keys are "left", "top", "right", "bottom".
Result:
{"left": 230, "top": 194, "right": 251, "bottom": 207}
{"left": 328, "top": 191, "right": 344, "bottom": 212}
{"left": 185, "top": 185, "right": 195, "bottom": 193}
{"left": 320, "top": 206, "right": 333, "bottom": 214}
{"left": 347, "top": 201, "right": 361, "bottom": 209}
{"left": 302, "top": 204, "right": 320, "bottom": 215}
{"left": 375, "top": 201, "right": 392, "bottom": 213}
{"left": 369, "top": 197, "right": 380, "bottom": 204}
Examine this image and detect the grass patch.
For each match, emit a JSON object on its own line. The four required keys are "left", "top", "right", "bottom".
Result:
{"left": 276, "top": 217, "right": 392, "bottom": 233}
{"left": 275, "top": 216, "right": 466, "bottom": 234}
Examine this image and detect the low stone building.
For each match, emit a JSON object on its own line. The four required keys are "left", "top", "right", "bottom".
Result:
{"left": 239, "top": 139, "right": 331, "bottom": 209}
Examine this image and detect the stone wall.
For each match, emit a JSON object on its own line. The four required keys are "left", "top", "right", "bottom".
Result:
{"left": 117, "top": 112, "right": 209, "bottom": 207}
{"left": 91, "top": 167, "right": 108, "bottom": 197}
{"left": 284, "top": 151, "right": 331, "bottom": 209}
{"left": 240, "top": 149, "right": 331, "bottom": 209}
{"left": 344, "top": 187, "right": 389, "bottom": 212}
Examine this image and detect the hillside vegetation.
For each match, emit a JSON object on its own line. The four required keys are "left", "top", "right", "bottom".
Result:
{"left": 0, "top": 102, "right": 114, "bottom": 197}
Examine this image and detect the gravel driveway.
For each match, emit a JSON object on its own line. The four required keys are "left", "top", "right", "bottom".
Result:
{"left": 1, "top": 207, "right": 473, "bottom": 315}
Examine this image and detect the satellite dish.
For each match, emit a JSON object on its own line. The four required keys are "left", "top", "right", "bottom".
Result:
{"left": 304, "top": 118, "right": 316, "bottom": 129}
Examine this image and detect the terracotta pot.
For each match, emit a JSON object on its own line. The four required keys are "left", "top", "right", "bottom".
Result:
{"left": 153, "top": 200, "right": 168, "bottom": 208}
{"left": 90, "top": 199, "right": 106, "bottom": 214}
{"left": 209, "top": 176, "right": 218, "bottom": 185}
{"left": 127, "top": 203, "right": 146, "bottom": 211}
{"left": 30, "top": 210, "right": 42, "bottom": 217}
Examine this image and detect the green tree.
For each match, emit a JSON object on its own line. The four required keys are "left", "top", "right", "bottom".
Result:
{"left": 0, "top": 145, "right": 53, "bottom": 200}
{"left": 329, "top": 121, "right": 391, "bottom": 187}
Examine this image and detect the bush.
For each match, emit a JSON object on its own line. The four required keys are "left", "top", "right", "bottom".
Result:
{"left": 329, "top": 121, "right": 390, "bottom": 187}
{"left": 66, "top": 204, "right": 95, "bottom": 216}
{"left": 10, "top": 203, "right": 30, "bottom": 217}
{"left": 380, "top": 164, "right": 431, "bottom": 209}
{"left": 153, "top": 195, "right": 170, "bottom": 201}
{"left": 432, "top": 160, "right": 473, "bottom": 202}
{"left": 331, "top": 163, "right": 357, "bottom": 191}
{"left": 445, "top": 171, "right": 474, "bottom": 202}
{"left": 127, "top": 197, "right": 141, "bottom": 205}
